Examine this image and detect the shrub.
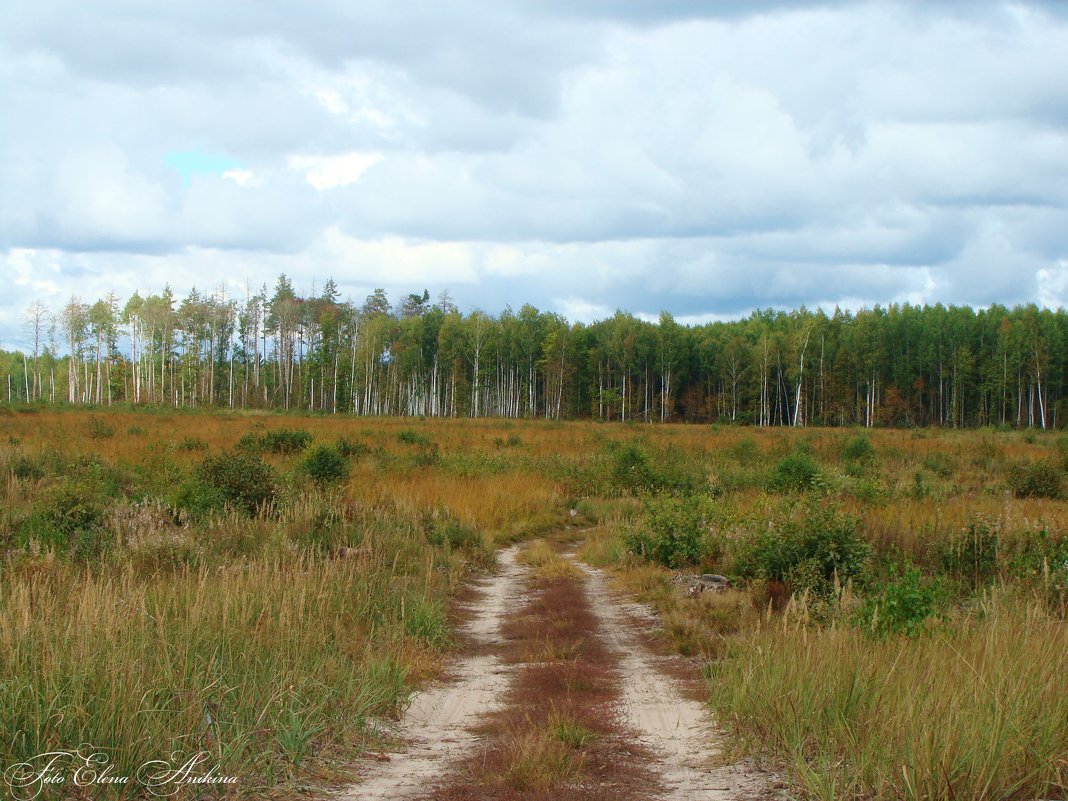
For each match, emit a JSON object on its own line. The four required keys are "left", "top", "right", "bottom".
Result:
{"left": 335, "top": 436, "right": 371, "bottom": 458}
{"left": 177, "top": 436, "right": 208, "bottom": 452}
{"left": 87, "top": 417, "right": 114, "bottom": 439}
{"left": 922, "top": 452, "right": 954, "bottom": 477}
{"left": 409, "top": 442, "right": 441, "bottom": 467}
{"left": 842, "top": 434, "right": 876, "bottom": 474}
{"left": 236, "top": 432, "right": 262, "bottom": 451}
{"left": 297, "top": 444, "right": 350, "bottom": 487}
{"left": 609, "top": 443, "right": 661, "bottom": 495}
{"left": 19, "top": 478, "right": 107, "bottom": 556}
{"left": 423, "top": 512, "right": 482, "bottom": 551}
{"left": 728, "top": 437, "right": 759, "bottom": 463}
{"left": 1007, "top": 460, "right": 1063, "bottom": 499}
{"left": 1004, "top": 528, "right": 1068, "bottom": 608}
{"left": 854, "top": 566, "right": 945, "bottom": 637}
{"left": 396, "top": 429, "right": 430, "bottom": 446}
{"left": 191, "top": 449, "right": 278, "bottom": 516}
{"left": 733, "top": 502, "right": 870, "bottom": 596}
{"left": 767, "top": 448, "right": 821, "bottom": 493}
{"left": 625, "top": 494, "right": 719, "bottom": 569}
{"left": 942, "top": 521, "right": 1000, "bottom": 587}
{"left": 260, "top": 428, "right": 313, "bottom": 455}
{"left": 10, "top": 456, "right": 45, "bottom": 481}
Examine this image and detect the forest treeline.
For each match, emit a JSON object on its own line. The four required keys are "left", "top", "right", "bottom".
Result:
{"left": 2, "top": 275, "right": 1066, "bottom": 428}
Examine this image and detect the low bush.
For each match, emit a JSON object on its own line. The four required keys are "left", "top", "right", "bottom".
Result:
{"left": 942, "top": 520, "right": 1000, "bottom": 587}
{"left": 842, "top": 434, "right": 876, "bottom": 476}
{"left": 609, "top": 443, "right": 662, "bottom": 495}
{"left": 87, "top": 417, "right": 115, "bottom": 439}
{"left": 854, "top": 566, "right": 945, "bottom": 637}
{"left": 1007, "top": 459, "right": 1063, "bottom": 499}
{"left": 396, "top": 429, "right": 431, "bottom": 446}
{"left": 922, "top": 452, "right": 954, "bottom": 477}
{"left": 261, "top": 427, "right": 313, "bottom": 455}
{"left": 422, "top": 512, "right": 482, "bottom": 551}
{"left": 767, "top": 447, "right": 821, "bottom": 493}
{"left": 297, "top": 444, "right": 350, "bottom": 487}
{"left": 189, "top": 449, "right": 278, "bottom": 516}
{"left": 625, "top": 494, "right": 719, "bottom": 569}
{"left": 1004, "top": 528, "right": 1068, "bottom": 609}
{"left": 335, "top": 436, "right": 371, "bottom": 458}
{"left": 733, "top": 502, "right": 869, "bottom": 596}
{"left": 10, "top": 455, "right": 45, "bottom": 481}
{"left": 19, "top": 478, "right": 108, "bottom": 557}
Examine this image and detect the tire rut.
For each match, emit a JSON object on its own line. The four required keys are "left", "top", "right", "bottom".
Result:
{"left": 572, "top": 557, "right": 770, "bottom": 801}
{"left": 336, "top": 544, "right": 526, "bottom": 801}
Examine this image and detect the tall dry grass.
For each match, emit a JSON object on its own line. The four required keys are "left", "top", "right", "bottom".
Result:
{"left": 708, "top": 591, "right": 1068, "bottom": 800}
{"left": 0, "top": 510, "right": 456, "bottom": 797}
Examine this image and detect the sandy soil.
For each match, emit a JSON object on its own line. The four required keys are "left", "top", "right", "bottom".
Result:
{"left": 336, "top": 544, "right": 526, "bottom": 801}
{"left": 337, "top": 543, "right": 771, "bottom": 800}
{"left": 575, "top": 559, "right": 770, "bottom": 801}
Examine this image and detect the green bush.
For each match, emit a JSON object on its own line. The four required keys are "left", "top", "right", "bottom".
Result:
{"left": 1007, "top": 460, "right": 1063, "bottom": 499}
{"left": 423, "top": 512, "right": 482, "bottom": 551}
{"left": 854, "top": 566, "right": 944, "bottom": 637}
{"left": 625, "top": 494, "right": 719, "bottom": 569}
{"left": 728, "top": 437, "right": 759, "bottom": 463}
{"left": 409, "top": 442, "right": 441, "bottom": 468}
{"left": 733, "top": 502, "right": 870, "bottom": 596}
{"left": 922, "top": 452, "right": 954, "bottom": 477}
{"left": 260, "top": 428, "right": 313, "bottom": 455}
{"left": 842, "top": 434, "right": 876, "bottom": 475}
{"left": 767, "top": 448, "right": 821, "bottom": 493}
{"left": 177, "top": 436, "right": 208, "bottom": 452}
{"left": 19, "top": 478, "right": 108, "bottom": 557}
{"left": 87, "top": 417, "right": 114, "bottom": 439}
{"left": 335, "top": 436, "right": 371, "bottom": 458}
{"left": 396, "top": 429, "right": 431, "bottom": 446}
{"left": 189, "top": 449, "right": 278, "bottom": 516}
{"left": 10, "top": 456, "right": 45, "bottom": 481}
{"left": 297, "top": 444, "right": 350, "bottom": 487}
{"left": 1004, "top": 528, "right": 1068, "bottom": 608}
{"left": 609, "top": 443, "right": 662, "bottom": 495}
{"left": 236, "top": 431, "right": 262, "bottom": 451}
{"left": 942, "top": 521, "right": 1000, "bottom": 587}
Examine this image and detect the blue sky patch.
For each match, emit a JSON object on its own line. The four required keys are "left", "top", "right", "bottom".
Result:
{"left": 163, "top": 151, "right": 243, "bottom": 185}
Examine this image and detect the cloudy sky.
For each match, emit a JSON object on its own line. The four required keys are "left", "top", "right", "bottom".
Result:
{"left": 2, "top": 0, "right": 1068, "bottom": 348}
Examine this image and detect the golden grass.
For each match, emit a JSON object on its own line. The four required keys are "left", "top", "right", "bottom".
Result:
{"left": 516, "top": 539, "right": 581, "bottom": 582}
{"left": 709, "top": 591, "right": 1068, "bottom": 800}
{"left": 4, "top": 408, "right": 1068, "bottom": 799}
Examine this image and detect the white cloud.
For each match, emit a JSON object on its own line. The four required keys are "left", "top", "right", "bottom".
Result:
{"left": 1037, "top": 261, "right": 1068, "bottom": 309}
{"left": 554, "top": 296, "right": 614, "bottom": 323}
{"left": 1, "top": 1, "right": 1067, "bottom": 344}
{"left": 288, "top": 152, "right": 384, "bottom": 190}
{"left": 222, "top": 168, "right": 256, "bottom": 186}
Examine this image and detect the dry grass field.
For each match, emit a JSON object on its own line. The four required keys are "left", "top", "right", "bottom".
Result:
{"left": 1, "top": 405, "right": 1066, "bottom": 799}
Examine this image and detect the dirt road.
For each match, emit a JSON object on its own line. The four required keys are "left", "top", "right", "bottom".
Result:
{"left": 338, "top": 542, "right": 769, "bottom": 801}
{"left": 337, "top": 544, "right": 526, "bottom": 801}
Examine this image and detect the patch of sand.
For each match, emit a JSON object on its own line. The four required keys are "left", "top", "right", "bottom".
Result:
{"left": 576, "top": 559, "right": 770, "bottom": 801}
{"left": 337, "top": 545, "right": 525, "bottom": 800}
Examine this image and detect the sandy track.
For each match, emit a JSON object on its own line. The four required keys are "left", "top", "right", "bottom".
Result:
{"left": 575, "top": 559, "right": 768, "bottom": 801}
{"left": 336, "top": 545, "right": 525, "bottom": 801}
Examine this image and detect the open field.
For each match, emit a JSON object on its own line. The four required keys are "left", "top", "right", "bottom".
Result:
{"left": 1, "top": 404, "right": 1067, "bottom": 799}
